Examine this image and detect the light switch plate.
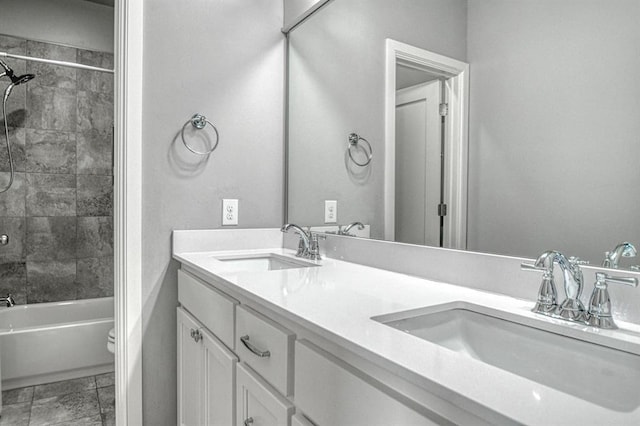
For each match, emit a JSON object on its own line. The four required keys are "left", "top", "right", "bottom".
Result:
{"left": 222, "top": 199, "right": 238, "bottom": 225}
{"left": 324, "top": 200, "right": 337, "bottom": 223}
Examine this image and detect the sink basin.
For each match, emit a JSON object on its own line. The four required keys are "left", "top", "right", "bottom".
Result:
{"left": 212, "top": 253, "right": 318, "bottom": 273}
{"left": 372, "top": 302, "right": 640, "bottom": 411}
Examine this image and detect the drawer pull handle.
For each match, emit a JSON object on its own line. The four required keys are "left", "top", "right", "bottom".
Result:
{"left": 244, "top": 417, "right": 254, "bottom": 426}
{"left": 190, "top": 328, "right": 202, "bottom": 343}
{"left": 240, "top": 335, "right": 271, "bottom": 358}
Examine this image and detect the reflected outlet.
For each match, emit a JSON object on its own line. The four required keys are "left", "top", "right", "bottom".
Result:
{"left": 324, "top": 200, "right": 337, "bottom": 224}
{"left": 222, "top": 199, "right": 238, "bottom": 225}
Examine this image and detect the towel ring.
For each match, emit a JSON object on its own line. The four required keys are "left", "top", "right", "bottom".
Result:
{"left": 347, "top": 133, "right": 373, "bottom": 167}
{"left": 181, "top": 114, "right": 219, "bottom": 156}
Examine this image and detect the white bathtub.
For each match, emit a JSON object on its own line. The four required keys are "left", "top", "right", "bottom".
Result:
{"left": 0, "top": 297, "right": 114, "bottom": 391}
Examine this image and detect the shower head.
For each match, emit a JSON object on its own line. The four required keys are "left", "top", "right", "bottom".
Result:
{"left": 0, "top": 58, "right": 35, "bottom": 85}
{"left": 3, "top": 72, "right": 35, "bottom": 102}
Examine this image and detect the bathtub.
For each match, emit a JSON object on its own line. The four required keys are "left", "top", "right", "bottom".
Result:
{"left": 0, "top": 297, "right": 114, "bottom": 391}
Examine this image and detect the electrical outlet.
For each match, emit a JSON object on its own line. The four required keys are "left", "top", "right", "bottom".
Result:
{"left": 222, "top": 199, "right": 238, "bottom": 226}
{"left": 324, "top": 200, "right": 337, "bottom": 224}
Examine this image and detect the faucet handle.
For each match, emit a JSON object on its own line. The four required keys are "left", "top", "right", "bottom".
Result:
{"left": 587, "top": 272, "right": 638, "bottom": 329}
{"left": 521, "top": 261, "right": 557, "bottom": 315}
{"left": 569, "top": 256, "right": 589, "bottom": 266}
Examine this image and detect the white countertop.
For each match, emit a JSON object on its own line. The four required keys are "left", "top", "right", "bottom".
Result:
{"left": 173, "top": 246, "right": 640, "bottom": 425}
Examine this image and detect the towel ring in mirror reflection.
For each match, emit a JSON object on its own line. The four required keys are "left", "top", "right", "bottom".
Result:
{"left": 181, "top": 113, "right": 220, "bottom": 156}
{"left": 347, "top": 133, "right": 373, "bottom": 167}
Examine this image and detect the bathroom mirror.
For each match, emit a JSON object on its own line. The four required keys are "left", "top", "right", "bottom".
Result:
{"left": 286, "top": 0, "right": 640, "bottom": 268}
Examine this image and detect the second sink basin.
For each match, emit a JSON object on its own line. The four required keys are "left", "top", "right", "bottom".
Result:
{"left": 212, "top": 253, "right": 318, "bottom": 273}
{"left": 372, "top": 302, "right": 640, "bottom": 412}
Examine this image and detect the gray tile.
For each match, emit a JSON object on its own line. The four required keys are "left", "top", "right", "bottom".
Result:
{"left": 26, "top": 217, "right": 77, "bottom": 261}
{"left": 95, "top": 372, "right": 115, "bottom": 389}
{"left": 77, "top": 217, "right": 112, "bottom": 258}
{"left": 26, "top": 40, "right": 77, "bottom": 63}
{"left": 27, "top": 61, "right": 76, "bottom": 90}
{"left": 97, "top": 385, "right": 114, "bottom": 414}
{"left": 77, "top": 175, "right": 112, "bottom": 216}
{"left": 0, "top": 401, "right": 30, "bottom": 426}
{"left": 0, "top": 172, "right": 26, "bottom": 216}
{"left": 77, "top": 49, "right": 113, "bottom": 94}
{"left": 1, "top": 386, "right": 33, "bottom": 405}
{"left": 0, "top": 35, "right": 27, "bottom": 55}
{"left": 101, "top": 410, "right": 115, "bottom": 426}
{"left": 77, "top": 91, "right": 113, "bottom": 132}
{"left": 77, "top": 50, "right": 114, "bottom": 70}
{"left": 0, "top": 217, "right": 25, "bottom": 261}
{"left": 76, "top": 257, "right": 113, "bottom": 299}
{"left": 0, "top": 262, "right": 27, "bottom": 304}
{"left": 29, "top": 389, "right": 100, "bottom": 426}
{"left": 0, "top": 127, "right": 26, "bottom": 173}
{"left": 34, "top": 376, "right": 96, "bottom": 400}
{"left": 50, "top": 415, "right": 103, "bottom": 426}
{"left": 26, "top": 260, "right": 76, "bottom": 303}
{"left": 26, "top": 173, "right": 76, "bottom": 216}
{"left": 26, "top": 129, "right": 76, "bottom": 174}
{"left": 27, "top": 85, "right": 77, "bottom": 131}
{"left": 2, "top": 86, "right": 27, "bottom": 128}
{"left": 77, "top": 130, "right": 112, "bottom": 176}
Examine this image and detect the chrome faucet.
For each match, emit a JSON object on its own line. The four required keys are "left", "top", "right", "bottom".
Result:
{"left": 2, "top": 293, "right": 15, "bottom": 307}
{"left": 280, "top": 224, "right": 311, "bottom": 258}
{"left": 602, "top": 242, "right": 637, "bottom": 269}
{"left": 339, "top": 222, "right": 365, "bottom": 236}
{"left": 522, "top": 251, "right": 587, "bottom": 322}
{"left": 523, "top": 250, "right": 638, "bottom": 328}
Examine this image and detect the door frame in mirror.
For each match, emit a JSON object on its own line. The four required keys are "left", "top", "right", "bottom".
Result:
{"left": 384, "top": 39, "right": 469, "bottom": 249}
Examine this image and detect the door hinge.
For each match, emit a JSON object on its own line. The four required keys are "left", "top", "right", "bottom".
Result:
{"left": 438, "top": 203, "right": 447, "bottom": 217}
{"left": 439, "top": 103, "right": 448, "bottom": 116}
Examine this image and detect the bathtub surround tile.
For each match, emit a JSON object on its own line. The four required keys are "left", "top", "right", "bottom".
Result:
{"left": 77, "top": 217, "right": 113, "bottom": 258}
{"left": 95, "top": 372, "right": 115, "bottom": 389}
{"left": 26, "top": 85, "right": 77, "bottom": 132}
{"left": 101, "top": 410, "right": 115, "bottom": 426}
{"left": 26, "top": 129, "right": 76, "bottom": 174}
{"left": 27, "top": 62, "right": 76, "bottom": 91}
{"left": 26, "top": 41, "right": 77, "bottom": 63}
{"left": 34, "top": 376, "right": 96, "bottom": 400}
{"left": 77, "top": 130, "right": 113, "bottom": 176}
{"left": 50, "top": 415, "right": 103, "bottom": 426}
{"left": 77, "top": 50, "right": 114, "bottom": 95}
{"left": 0, "top": 262, "right": 27, "bottom": 304}
{"left": 0, "top": 401, "right": 31, "bottom": 426}
{"left": 76, "top": 257, "right": 114, "bottom": 299}
{"left": 76, "top": 91, "right": 113, "bottom": 133}
{"left": 0, "top": 172, "right": 26, "bottom": 216}
{"left": 0, "top": 217, "right": 25, "bottom": 261}
{"left": 29, "top": 389, "right": 100, "bottom": 426}
{"left": 0, "top": 34, "right": 27, "bottom": 55}
{"left": 26, "top": 173, "right": 76, "bottom": 216}
{"left": 1, "top": 386, "right": 34, "bottom": 405}
{"left": 0, "top": 127, "right": 26, "bottom": 173}
{"left": 77, "top": 175, "right": 113, "bottom": 216}
{"left": 26, "top": 217, "right": 77, "bottom": 261}
{"left": 26, "top": 260, "right": 77, "bottom": 303}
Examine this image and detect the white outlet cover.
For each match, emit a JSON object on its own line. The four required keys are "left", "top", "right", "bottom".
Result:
{"left": 324, "top": 200, "right": 337, "bottom": 224}
{"left": 222, "top": 199, "right": 238, "bottom": 226}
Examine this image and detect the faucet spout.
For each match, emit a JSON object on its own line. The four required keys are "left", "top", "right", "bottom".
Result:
{"left": 281, "top": 224, "right": 311, "bottom": 257}
{"left": 603, "top": 242, "right": 637, "bottom": 268}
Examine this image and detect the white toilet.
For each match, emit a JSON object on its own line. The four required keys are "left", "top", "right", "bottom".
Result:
{"left": 107, "top": 327, "right": 115, "bottom": 354}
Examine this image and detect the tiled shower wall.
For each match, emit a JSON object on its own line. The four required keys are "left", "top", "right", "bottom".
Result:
{"left": 0, "top": 35, "right": 113, "bottom": 304}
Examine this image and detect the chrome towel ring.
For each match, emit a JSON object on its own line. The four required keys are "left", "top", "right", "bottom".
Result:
{"left": 347, "top": 132, "right": 373, "bottom": 167}
{"left": 181, "top": 113, "right": 219, "bottom": 155}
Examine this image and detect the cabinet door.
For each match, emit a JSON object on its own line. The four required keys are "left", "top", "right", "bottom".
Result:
{"left": 202, "top": 326, "right": 238, "bottom": 425}
{"left": 177, "top": 307, "right": 203, "bottom": 426}
{"left": 236, "top": 363, "right": 294, "bottom": 426}
{"left": 178, "top": 307, "right": 239, "bottom": 426}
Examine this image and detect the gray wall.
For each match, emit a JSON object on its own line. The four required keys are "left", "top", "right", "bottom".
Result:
{"left": 141, "top": 0, "right": 285, "bottom": 423}
{"left": 0, "top": 0, "right": 114, "bottom": 53}
{"left": 466, "top": 0, "right": 640, "bottom": 262}
{"left": 284, "top": 0, "right": 325, "bottom": 27}
{"left": 0, "top": 35, "right": 114, "bottom": 304}
{"left": 287, "top": 0, "right": 467, "bottom": 238}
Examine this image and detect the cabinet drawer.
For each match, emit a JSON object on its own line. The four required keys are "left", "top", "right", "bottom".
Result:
{"left": 295, "top": 340, "right": 438, "bottom": 426}
{"left": 292, "top": 414, "right": 315, "bottom": 426}
{"left": 178, "top": 269, "right": 237, "bottom": 349}
{"left": 236, "top": 363, "right": 294, "bottom": 426}
{"left": 236, "top": 305, "right": 295, "bottom": 397}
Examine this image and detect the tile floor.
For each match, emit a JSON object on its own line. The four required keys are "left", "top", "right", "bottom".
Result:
{"left": 0, "top": 372, "right": 115, "bottom": 426}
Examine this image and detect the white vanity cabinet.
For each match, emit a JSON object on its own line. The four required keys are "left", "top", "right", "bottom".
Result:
{"left": 236, "top": 363, "right": 295, "bottom": 426}
{"left": 177, "top": 307, "right": 238, "bottom": 426}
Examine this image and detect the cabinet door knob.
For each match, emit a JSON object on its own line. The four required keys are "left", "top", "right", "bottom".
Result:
{"left": 240, "top": 335, "right": 271, "bottom": 358}
{"left": 244, "top": 417, "right": 254, "bottom": 426}
{"left": 190, "top": 328, "right": 202, "bottom": 343}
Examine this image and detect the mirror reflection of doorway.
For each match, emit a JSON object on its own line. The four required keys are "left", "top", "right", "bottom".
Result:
{"left": 395, "top": 74, "right": 444, "bottom": 246}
